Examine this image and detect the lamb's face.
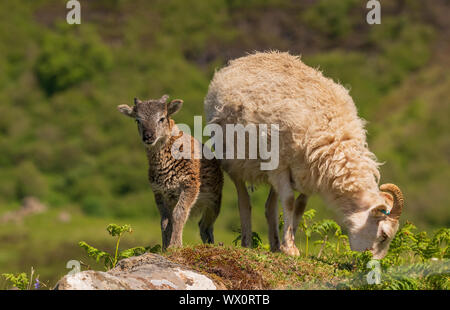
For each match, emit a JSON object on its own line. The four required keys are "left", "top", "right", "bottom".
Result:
{"left": 117, "top": 95, "right": 183, "bottom": 147}
{"left": 346, "top": 184, "right": 404, "bottom": 259}
{"left": 134, "top": 99, "right": 171, "bottom": 146}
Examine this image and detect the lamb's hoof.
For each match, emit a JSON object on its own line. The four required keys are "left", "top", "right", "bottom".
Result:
{"left": 270, "top": 247, "right": 281, "bottom": 253}
{"left": 269, "top": 242, "right": 281, "bottom": 253}
{"left": 280, "top": 244, "right": 300, "bottom": 256}
{"left": 240, "top": 239, "right": 252, "bottom": 248}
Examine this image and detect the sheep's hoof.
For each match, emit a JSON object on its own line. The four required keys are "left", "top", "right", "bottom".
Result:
{"left": 280, "top": 244, "right": 300, "bottom": 256}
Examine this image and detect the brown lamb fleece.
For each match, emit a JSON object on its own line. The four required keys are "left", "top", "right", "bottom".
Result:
{"left": 118, "top": 95, "right": 223, "bottom": 250}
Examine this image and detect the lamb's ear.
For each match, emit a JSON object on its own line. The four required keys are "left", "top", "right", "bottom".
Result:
{"left": 117, "top": 104, "right": 135, "bottom": 118}
{"left": 167, "top": 99, "right": 183, "bottom": 116}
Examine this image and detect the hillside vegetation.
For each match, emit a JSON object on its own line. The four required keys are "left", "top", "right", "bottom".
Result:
{"left": 2, "top": 221, "right": 448, "bottom": 290}
{"left": 0, "top": 0, "right": 449, "bottom": 286}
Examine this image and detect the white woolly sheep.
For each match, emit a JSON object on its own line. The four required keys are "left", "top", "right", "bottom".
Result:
{"left": 204, "top": 51, "right": 404, "bottom": 258}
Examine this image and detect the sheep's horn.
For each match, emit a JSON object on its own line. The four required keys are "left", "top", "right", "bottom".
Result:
{"left": 380, "top": 183, "right": 404, "bottom": 220}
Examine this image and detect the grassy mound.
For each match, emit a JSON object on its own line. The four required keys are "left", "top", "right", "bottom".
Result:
{"left": 164, "top": 243, "right": 449, "bottom": 290}
{"left": 165, "top": 245, "right": 341, "bottom": 289}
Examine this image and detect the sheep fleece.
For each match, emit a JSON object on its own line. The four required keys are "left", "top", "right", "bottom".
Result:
{"left": 204, "top": 51, "right": 381, "bottom": 197}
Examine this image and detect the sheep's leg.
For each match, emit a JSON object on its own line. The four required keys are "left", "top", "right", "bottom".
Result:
{"left": 198, "top": 193, "right": 221, "bottom": 244}
{"left": 169, "top": 186, "right": 199, "bottom": 248}
{"left": 271, "top": 171, "right": 299, "bottom": 256}
{"left": 292, "top": 194, "right": 308, "bottom": 236}
{"left": 265, "top": 187, "right": 280, "bottom": 252}
{"left": 230, "top": 175, "right": 252, "bottom": 248}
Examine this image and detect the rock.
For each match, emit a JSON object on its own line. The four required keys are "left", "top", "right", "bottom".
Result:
{"left": 58, "top": 211, "right": 71, "bottom": 223}
{"left": 54, "top": 253, "right": 223, "bottom": 290}
{"left": 1, "top": 197, "right": 47, "bottom": 223}
{"left": 21, "top": 197, "right": 47, "bottom": 214}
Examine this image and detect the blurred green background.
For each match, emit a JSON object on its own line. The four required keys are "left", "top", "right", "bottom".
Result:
{"left": 0, "top": 0, "right": 449, "bottom": 287}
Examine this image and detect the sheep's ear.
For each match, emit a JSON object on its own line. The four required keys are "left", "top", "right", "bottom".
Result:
{"left": 167, "top": 99, "right": 183, "bottom": 116}
{"left": 380, "top": 191, "right": 394, "bottom": 208}
{"left": 117, "top": 104, "right": 135, "bottom": 118}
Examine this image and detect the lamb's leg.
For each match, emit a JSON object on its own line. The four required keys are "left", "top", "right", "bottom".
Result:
{"left": 169, "top": 186, "right": 199, "bottom": 248}
{"left": 199, "top": 193, "right": 221, "bottom": 244}
{"left": 230, "top": 175, "right": 252, "bottom": 248}
{"left": 265, "top": 187, "right": 280, "bottom": 252}
{"left": 270, "top": 171, "right": 299, "bottom": 256}
{"left": 292, "top": 194, "right": 308, "bottom": 236}
{"left": 154, "top": 192, "right": 171, "bottom": 251}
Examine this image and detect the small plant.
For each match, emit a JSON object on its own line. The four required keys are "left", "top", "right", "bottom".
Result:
{"left": 381, "top": 222, "right": 450, "bottom": 267}
{"left": 311, "top": 219, "right": 349, "bottom": 258}
{"left": 78, "top": 223, "right": 161, "bottom": 270}
{"left": 2, "top": 272, "right": 29, "bottom": 290}
{"left": 2, "top": 267, "right": 42, "bottom": 290}
{"left": 337, "top": 222, "right": 450, "bottom": 290}
{"left": 232, "top": 229, "right": 269, "bottom": 250}
{"left": 298, "top": 209, "right": 317, "bottom": 257}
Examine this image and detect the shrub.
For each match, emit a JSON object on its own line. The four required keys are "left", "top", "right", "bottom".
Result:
{"left": 370, "top": 16, "right": 434, "bottom": 90}
{"left": 34, "top": 24, "right": 112, "bottom": 95}
{"left": 301, "top": 0, "right": 359, "bottom": 39}
{"left": 15, "top": 161, "right": 48, "bottom": 199}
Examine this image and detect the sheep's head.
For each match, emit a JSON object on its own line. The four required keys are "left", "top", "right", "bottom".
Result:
{"left": 117, "top": 95, "right": 183, "bottom": 148}
{"left": 346, "top": 183, "right": 404, "bottom": 259}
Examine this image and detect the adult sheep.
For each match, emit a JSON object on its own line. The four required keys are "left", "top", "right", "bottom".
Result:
{"left": 204, "top": 51, "right": 404, "bottom": 259}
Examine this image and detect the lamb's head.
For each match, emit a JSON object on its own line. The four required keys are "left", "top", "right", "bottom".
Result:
{"left": 346, "top": 184, "right": 404, "bottom": 259}
{"left": 117, "top": 95, "right": 183, "bottom": 147}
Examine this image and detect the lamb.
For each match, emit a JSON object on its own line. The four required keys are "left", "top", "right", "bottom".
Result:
{"left": 204, "top": 51, "right": 404, "bottom": 259}
{"left": 118, "top": 95, "right": 223, "bottom": 250}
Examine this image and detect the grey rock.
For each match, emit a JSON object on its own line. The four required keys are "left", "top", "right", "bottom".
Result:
{"left": 55, "top": 253, "right": 222, "bottom": 290}
{"left": 1, "top": 197, "right": 47, "bottom": 223}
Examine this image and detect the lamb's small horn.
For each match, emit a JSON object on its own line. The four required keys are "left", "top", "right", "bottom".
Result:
{"left": 380, "top": 183, "right": 404, "bottom": 220}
